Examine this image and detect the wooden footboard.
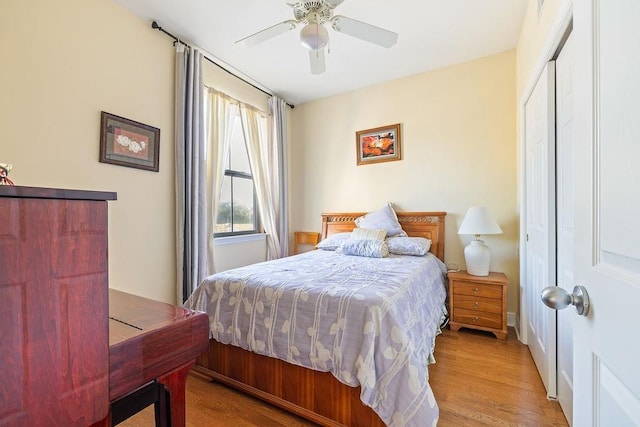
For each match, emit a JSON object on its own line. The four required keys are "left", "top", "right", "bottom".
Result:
{"left": 194, "top": 340, "right": 385, "bottom": 427}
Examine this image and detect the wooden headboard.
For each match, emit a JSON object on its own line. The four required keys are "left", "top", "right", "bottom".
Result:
{"left": 321, "top": 211, "right": 447, "bottom": 261}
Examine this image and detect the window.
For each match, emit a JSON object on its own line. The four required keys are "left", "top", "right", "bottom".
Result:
{"left": 215, "top": 114, "right": 259, "bottom": 236}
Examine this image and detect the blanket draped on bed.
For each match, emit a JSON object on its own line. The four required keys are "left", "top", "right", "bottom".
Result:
{"left": 185, "top": 250, "right": 447, "bottom": 426}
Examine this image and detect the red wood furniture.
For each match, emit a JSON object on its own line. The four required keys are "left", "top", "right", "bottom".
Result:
{"left": 108, "top": 288, "right": 209, "bottom": 426}
{"left": 0, "top": 186, "right": 209, "bottom": 427}
{"left": 0, "top": 186, "right": 117, "bottom": 426}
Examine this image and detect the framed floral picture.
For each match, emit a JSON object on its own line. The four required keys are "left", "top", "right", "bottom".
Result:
{"left": 356, "top": 123, "right": 401, "bottom": 166}
{"left": 99, "top": 111, "right": 160, "bottom": 172}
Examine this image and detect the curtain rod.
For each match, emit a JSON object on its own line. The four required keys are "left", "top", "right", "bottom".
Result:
{"left": 151, "top": 21, "right": 294, "bottom": 109}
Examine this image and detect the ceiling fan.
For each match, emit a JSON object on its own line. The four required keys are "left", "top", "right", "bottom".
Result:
{"left": 235, "top": 0, "right": 398, "bottom": 74}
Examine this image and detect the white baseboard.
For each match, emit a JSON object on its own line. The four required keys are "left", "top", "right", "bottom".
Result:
{"left": 507, "top": 311, "right": 522, "bottom": 341}
{"left": 507, "top": 311, "right": 516, "bottom": 327}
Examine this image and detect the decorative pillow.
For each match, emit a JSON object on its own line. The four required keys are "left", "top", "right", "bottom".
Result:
{"left": 339, "top": 238, "right": 389, "bottom": 258}
{"left": 355, "top": 203, "right": 407, "bottom": 237}
{"left": 350, "top": 227, "right": 387, "bottom": 241}
{"left": 315, "top": 232, "right": 352, "bottom": 251}
{"left": 386, "top": 236, "right": 432, "bottom": 256}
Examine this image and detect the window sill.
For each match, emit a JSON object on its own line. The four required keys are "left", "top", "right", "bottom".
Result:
{"left": 214, "top": 233, "right": 266, "bottom": 246}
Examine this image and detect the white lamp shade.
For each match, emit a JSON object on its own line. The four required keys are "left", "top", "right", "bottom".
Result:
{"left": 458, "top": 207, "right": 503, "bottom": 236}
{"left": 300, "top": 23, "right": 329, "bottom": 50}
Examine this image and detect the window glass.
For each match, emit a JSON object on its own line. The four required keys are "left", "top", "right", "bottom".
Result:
{"left": 229, "top": 117, "right": 251, "bottom": 174}
{"left": 216, "top": 177, "right": 232, "bottom": 234}
{"left": 232, "top": 177, "right": 255, "bottom": 232}
{"left": 213, "top": 112, "right": 259, "bottom": 237}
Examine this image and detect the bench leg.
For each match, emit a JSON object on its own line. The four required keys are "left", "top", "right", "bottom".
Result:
{"left": 157, "top": 360, "right": 195, "bottom": 427}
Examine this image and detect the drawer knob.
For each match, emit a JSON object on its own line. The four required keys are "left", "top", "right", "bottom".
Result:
{"left": 473, "top": 302, "right": 479, "bottom": 309}
{"left": 473, "top": 288, "right": 479, "bottom": 295}
{"left": 472, "top": 316, "right": 478, "bottom": 322}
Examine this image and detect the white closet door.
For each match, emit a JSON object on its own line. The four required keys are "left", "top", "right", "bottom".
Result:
{"left": 572, "top": 0, "right": 640, "bottom": 424}
{"left": 524, "top": 62, "right": 557, "bottom": 398}
{"left": 555, "top": 32, "right": 574, "bottom": 425}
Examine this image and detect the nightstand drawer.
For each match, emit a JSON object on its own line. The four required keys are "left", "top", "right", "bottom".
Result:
{"left": 453, "top": 308, "right": 502, "bottom": 329}
{"left": 452, "top": 282, "right": 503, "bottom": 299}
{"left": 453, "top": 294, "right": 502, "bottom": 314}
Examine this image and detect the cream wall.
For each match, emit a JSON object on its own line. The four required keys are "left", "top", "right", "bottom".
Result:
{"left": 1, "top": 0, "right": 177, "bottom": 303}
{"left": 290, "top": 51, "right": 520, "bottom": 312}
{"left": 516, "top": 0, "right": 572, "bottom": 101}
{"left": 203, "top": 62, "right": 270, "bottom": 112}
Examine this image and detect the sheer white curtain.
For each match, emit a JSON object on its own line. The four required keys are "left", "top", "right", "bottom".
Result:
{"left": 239, "top": 104, "right": 282, "bottom": 260}
{"left": 269, "top": 96, "right": 289, "bottom": 257}
{"left": 205, "top": 88, "right": 288, "bottom": 261}
{"left": 206, "top": 89, "right": 238, "bottom": 270}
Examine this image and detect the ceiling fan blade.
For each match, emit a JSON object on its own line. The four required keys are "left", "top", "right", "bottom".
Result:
{"left": 331, "top": 15, "right": 398, "bottom": 48}
{"left": 235, "top": 20, "right": 297, "bottom": 48}
{"left": 309, "top": 49, "right": 326, "bottom": 74}
{"left": 324, "top": 0, "right": 345, "bottom": 7}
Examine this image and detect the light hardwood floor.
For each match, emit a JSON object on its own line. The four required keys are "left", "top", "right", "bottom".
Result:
{"left": 119, "top": 327, "right": 568, "bottom": 426}
{"left": 431, "top": 328, "right": 568, "bottom": 426}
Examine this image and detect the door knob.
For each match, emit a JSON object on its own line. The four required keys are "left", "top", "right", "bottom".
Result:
{"left": 540, "top": 285, "right": 590, "bottom": 316}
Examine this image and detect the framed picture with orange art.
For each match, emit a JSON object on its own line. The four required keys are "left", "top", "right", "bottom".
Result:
{"left": 356, "top": 123, "right": 401, "bottom": 166}
{"left": 99, "top": 111, "right": 160, "bottom": 172}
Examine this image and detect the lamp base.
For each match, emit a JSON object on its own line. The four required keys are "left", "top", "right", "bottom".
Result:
{"left": 464, "top": 239, "right": 491, "bottom": 276}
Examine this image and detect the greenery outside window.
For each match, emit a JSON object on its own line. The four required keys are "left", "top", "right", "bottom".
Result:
{"left": 215, "top": 114, "right": 259, "bottom": 237}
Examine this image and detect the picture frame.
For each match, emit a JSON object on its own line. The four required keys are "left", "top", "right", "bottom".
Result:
{"left": 356, "top": 123, "right": 402, "bottom": 166}
{"left": 99, "top": 111, "right": 160, "bottom": 172}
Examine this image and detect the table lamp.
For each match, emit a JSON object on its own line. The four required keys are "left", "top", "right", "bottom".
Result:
{"left": 458, "top": 207, "right": 503, "bottom": 276}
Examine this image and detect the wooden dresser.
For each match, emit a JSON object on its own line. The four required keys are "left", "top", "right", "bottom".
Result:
{"left": 447, "top": 270, "right": 509, "bottom": 339}
{"left": 0, "top": 186, "right": 116, "bottom": 426}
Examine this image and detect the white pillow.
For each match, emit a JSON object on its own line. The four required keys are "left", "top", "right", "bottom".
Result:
{"left": 386, "top": 236, "right": 432, "bottom": 256}
{"left": 315, "top": 232, "right": 352, "bottom": 250}
{"left": 350, "top": 227, "right": 387, "bottom": 241}
{"left": 339, "top": 239, "right": 389, "bottom": 258}
{"left": 355, "top": 203, "right": 407, "bottom": 237}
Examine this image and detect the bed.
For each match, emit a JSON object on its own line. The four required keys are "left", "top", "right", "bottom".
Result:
{"left": 186, "top": 211, "right": 447, "bottom": 426}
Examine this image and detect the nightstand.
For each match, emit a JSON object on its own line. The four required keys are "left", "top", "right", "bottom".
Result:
{"left": 447, "top": 270, "right": 509, "bottom": 339}
{"left": 293, "top": 231, "right": 320, "bottom": 255}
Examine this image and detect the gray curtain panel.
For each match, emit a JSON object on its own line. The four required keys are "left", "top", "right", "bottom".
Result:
{"left": 270, "top": 96, "right": 289, "bottom": 257}
{"left": 174, "top": 45, "right": 208, "bottom": 304}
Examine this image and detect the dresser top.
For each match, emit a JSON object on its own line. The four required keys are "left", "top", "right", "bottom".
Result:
{"left": 0, "top": 185, "right": 117, "bottom": 201}
{"left": 448, "top": 270, "right": 509, "bottom": 284}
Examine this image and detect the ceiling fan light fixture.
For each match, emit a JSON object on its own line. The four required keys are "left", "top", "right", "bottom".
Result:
{"left": 300, "top": 23, "right": 329, "bottom": 50}
{"left": 235, "top": 1, "right": 398, "bottom": 74}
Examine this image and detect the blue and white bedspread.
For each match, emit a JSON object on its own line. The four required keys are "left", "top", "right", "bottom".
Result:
{"left": 184, "top": 250, "right": 447, "bottom": 426}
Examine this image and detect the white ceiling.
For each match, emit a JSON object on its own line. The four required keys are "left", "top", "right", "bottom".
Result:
{"left": 113, "top": 0, "right": 528, "bottom": 105}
